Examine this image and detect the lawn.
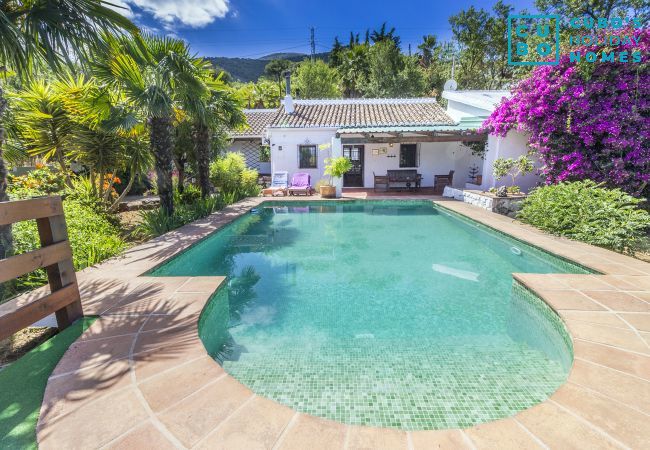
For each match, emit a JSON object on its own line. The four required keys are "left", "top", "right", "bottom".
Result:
{"left": 0, "top": 318, "right": 95, "bottom": 450}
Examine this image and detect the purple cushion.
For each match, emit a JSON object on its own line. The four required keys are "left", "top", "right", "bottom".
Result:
{"left": 289, "top": 173, "right": 311, "bottom": 188}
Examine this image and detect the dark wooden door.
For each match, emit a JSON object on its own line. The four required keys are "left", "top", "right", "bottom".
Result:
{"left": 343, "top": 145, "right": 364, "bottom": 187}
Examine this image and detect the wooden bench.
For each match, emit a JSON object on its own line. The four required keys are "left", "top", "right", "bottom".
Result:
{"left": 0, "top": 196, "right": 83, "bottom": 341}
{"left": 386, "top": 170, "right": 422, "bottom": 191}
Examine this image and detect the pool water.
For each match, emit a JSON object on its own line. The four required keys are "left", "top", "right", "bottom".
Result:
{"left": 152, "top": 201, "right": 587, "bottom": 430}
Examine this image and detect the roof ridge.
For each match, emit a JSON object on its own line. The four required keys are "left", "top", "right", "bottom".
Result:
{"left": 292, "top": 98, "right": 438, "bottom": 105}
{"left": 243, "top": 108, "right": 279, "bottom": 113}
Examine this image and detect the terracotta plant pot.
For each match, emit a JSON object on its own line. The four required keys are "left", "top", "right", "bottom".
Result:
{"left": 319, "top": 185, "right": 336, "bottom": 198}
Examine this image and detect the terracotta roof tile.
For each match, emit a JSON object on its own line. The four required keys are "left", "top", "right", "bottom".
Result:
{"left": 230, "top": 99, "right": 456, "bottom": 135}
{"left": 230, "top": 109, "right": 277, "bottom": 137}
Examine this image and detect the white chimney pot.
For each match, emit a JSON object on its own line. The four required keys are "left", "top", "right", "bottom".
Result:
{"left": 283, "top": 95, "right": 294, "bottom": 114}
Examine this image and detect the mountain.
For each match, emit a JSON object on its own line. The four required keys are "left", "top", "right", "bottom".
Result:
{"left": 259, "top": 52, "right": 307, "bottom": 60}
{"left": 207, "top": 52, "right": 330, "bottom": 83}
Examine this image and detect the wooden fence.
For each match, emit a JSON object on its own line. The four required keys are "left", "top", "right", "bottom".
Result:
{"left": 0, "top": 196, "right": 83, "bottom": 341}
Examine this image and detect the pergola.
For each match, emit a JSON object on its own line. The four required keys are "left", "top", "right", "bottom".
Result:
{"left": 335, "top": 116, "right": 488, "bottom": 144}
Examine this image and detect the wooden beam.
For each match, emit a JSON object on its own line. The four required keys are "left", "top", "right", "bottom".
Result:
{"left": 340, "top": 134, "right": 487, "bottom": 145}
{"left": 0, "top": 283, "right": 80, "bottom": 341}
{"left": 0, "top": 241, "right": 72, "bottom": 284}
{"left": 0, "top": 196, "right": 64, "bottom": 226}
{"left": 37, "top": 214, "right": 83, "bottom": 329}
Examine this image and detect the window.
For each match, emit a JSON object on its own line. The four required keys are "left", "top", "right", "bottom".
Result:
{"left": 400, "top": 144, "right": 418, "bottom": 167}
{"left": 298, "top": 145, "right": 317, "bottom": 169}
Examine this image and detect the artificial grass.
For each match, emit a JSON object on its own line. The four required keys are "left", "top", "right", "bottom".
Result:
{"left": 0, "top": 317, "right": 96, "bottom": 450}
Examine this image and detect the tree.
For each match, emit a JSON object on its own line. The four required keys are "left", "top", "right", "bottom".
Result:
{"left": 361, "top": 41, "right": 425, "bottom": 98}
{"left": 361, "top": 41, "right": 402, "bottom": 97}
{"left": 418, "top": 35, "right": 438, "bottom": 68}
{"left": 59, "top": 73, "right": 151, "bottom": 208}
{"left": 349, "top": 32, "right": 360, "bottom": 48}
{"left": 330, "top": 37, "right": 345, "bottom": 68}
{"left": 449, "top": 1, "right": 515, "bottom": 89}
{"left": 264, "top": 59, "right": 293, "bottom": 98}
{"left": 399, "top": 56, "right": 427, "bottom": 97}
{"left": 232, "top": 80, "right": 280, "bottom": 108}
{"left": 188, "top": 74, "right": 246, "bottom": 198}
{"left": 481, "top": 28, "right": 649, "bottom": 197}
{"left": 10, "top": 80, "right": 75, "bottom": 187}
{"left": 536, "top": 0, "right": 649, "bottom": 22}
{"left": 338, "top": 44, "right": 370, "bottom": 98}
{"left": 0, "top": 0, "right": 136, "bottom": 266}
{"left": 294, "top": 60, "right": 341, "bottom": 99}
{"left": 173, "top": 119, "right": 192, "bottom": 195}
{"left": 493, "top": 156, "right": 534, "bottom": 188}
{"left": 370, "top": 23, "right": 401, "bottom": 47}
{"left": 95, "top": 35, "right": 207, "bottom": 215}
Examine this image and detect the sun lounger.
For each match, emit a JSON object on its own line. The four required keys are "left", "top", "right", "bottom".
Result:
{"left": 263, "top": 171, "right": 288, "bottom": 196}
{"left": 287, "top": 173, "right": 313, "bottom": 196}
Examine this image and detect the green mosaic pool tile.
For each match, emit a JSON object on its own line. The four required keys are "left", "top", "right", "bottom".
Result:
{"left": 223, "top": 335, "right": 568, "bottom": 429}
{"left": 175, "top": 202, "right": 577, "bottom": 430}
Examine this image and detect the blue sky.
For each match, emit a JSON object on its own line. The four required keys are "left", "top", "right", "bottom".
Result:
{"left": 116, "top": 0, "right": 537, "bottom": 57}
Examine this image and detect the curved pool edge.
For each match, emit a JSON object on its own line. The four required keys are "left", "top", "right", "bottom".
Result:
{"left": 35, "top": 196, "right": 650, "bottom": 449}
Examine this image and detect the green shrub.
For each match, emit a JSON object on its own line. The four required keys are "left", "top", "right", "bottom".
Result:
{"left": 176, "top": 184, "right": 202, "bottom": 205}
{"left": 517, "top": 181, "right": 650, "bottom": 252}
{"left": 133, "top": 196, "right": 224, "bottom": 239}
{"left": 7, "top": 166, "right": 66, "bottom": 199}
{"left": 7, "top": 198, "right": 127, "bottom": 300}
{"left": 67, "top": 177, "right": 101, "bottom": 209}
{"left": 209, "top": 153, "right": 260, "bottom": 201}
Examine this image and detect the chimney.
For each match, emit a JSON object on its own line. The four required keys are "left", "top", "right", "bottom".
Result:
{"left": 283, "top": 70, "right": 294, "bottom": 114}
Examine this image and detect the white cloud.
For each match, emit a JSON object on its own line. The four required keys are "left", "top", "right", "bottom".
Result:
{"left": 105, "top": 0, "right": 135, "bottom": 18}
{"left": 126, "top": 0, "right": 230, "bottom": 28}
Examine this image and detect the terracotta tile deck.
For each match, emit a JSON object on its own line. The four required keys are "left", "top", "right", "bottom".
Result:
{"left": 34, "top": 196, "right": 650, "bottom": 449}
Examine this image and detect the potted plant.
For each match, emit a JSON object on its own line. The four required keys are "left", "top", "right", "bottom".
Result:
{"left": 321, "top": 156, "right": 352, "bottom": 198}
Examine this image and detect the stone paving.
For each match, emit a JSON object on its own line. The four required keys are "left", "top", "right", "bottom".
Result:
{"left": 34, "top": 195, "right": 650, "bottom": 449}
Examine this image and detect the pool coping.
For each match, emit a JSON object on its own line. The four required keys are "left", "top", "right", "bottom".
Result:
{"left": 35, "top": 196, "right": 650, "bottom": 449}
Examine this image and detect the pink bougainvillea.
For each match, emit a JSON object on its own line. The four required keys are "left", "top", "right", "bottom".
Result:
{"left": 481, "top": 28, "right": 649, "bottom": 196}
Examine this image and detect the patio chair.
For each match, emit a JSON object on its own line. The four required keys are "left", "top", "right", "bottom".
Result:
{"left": 287, "top": 172, "right": 313, "bottom": 196}
{"left": 263, "top": 171, "right": 288, "bottom": 196}
{"left": 434, "top": 170, "right": 455, "bottom": 194}
{"left": 373, "top": 172, "right": 389, "bottom": 191}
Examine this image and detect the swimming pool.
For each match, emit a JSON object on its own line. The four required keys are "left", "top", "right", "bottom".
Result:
{"left": 152, "top": 201, "right": 588, "bottom": 430}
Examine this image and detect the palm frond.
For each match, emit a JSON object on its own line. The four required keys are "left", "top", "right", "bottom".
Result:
{"left": 2, "top": 0, "right": 137, "bottom": 77}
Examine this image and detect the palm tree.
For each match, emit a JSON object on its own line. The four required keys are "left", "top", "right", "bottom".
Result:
{"left": 181, "top": 64, "right": 246, "bottom": 199}
{"left": 94, "top": 35, "right": 206, "bottom": 215}
{"left": 0, "top": 0, "right": 136, "bottom": 264}
{"left": 370, "top": 23, "right": 401, "bottom": 47}
{"left": 418, "top": 35, "right": 438, "bottom": 68}
{"left": 340, "top": 45, "right": 370, "bottom": 98}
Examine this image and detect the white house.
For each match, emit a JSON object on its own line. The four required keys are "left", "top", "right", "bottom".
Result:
{"left": 443, "top": 90, "right": 542, "bottom": 192}
{"left": 226, "top": 87, "right": 538, "bottom": 195}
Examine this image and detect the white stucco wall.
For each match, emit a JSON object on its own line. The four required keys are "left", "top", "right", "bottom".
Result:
{"left": 481, "top": 131, "right": 542, "bottom": 193}
{"left": 361, "top": 142, "right": 483, "bottom": 188}
{"left": 269, "top": 128, "right": 338, "bottom": 185}
{"left": 269, "top": 128, "right": 484, "bottom": 189}
{"left": 445, "top": 99, "right": 492, "bottom": 122}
